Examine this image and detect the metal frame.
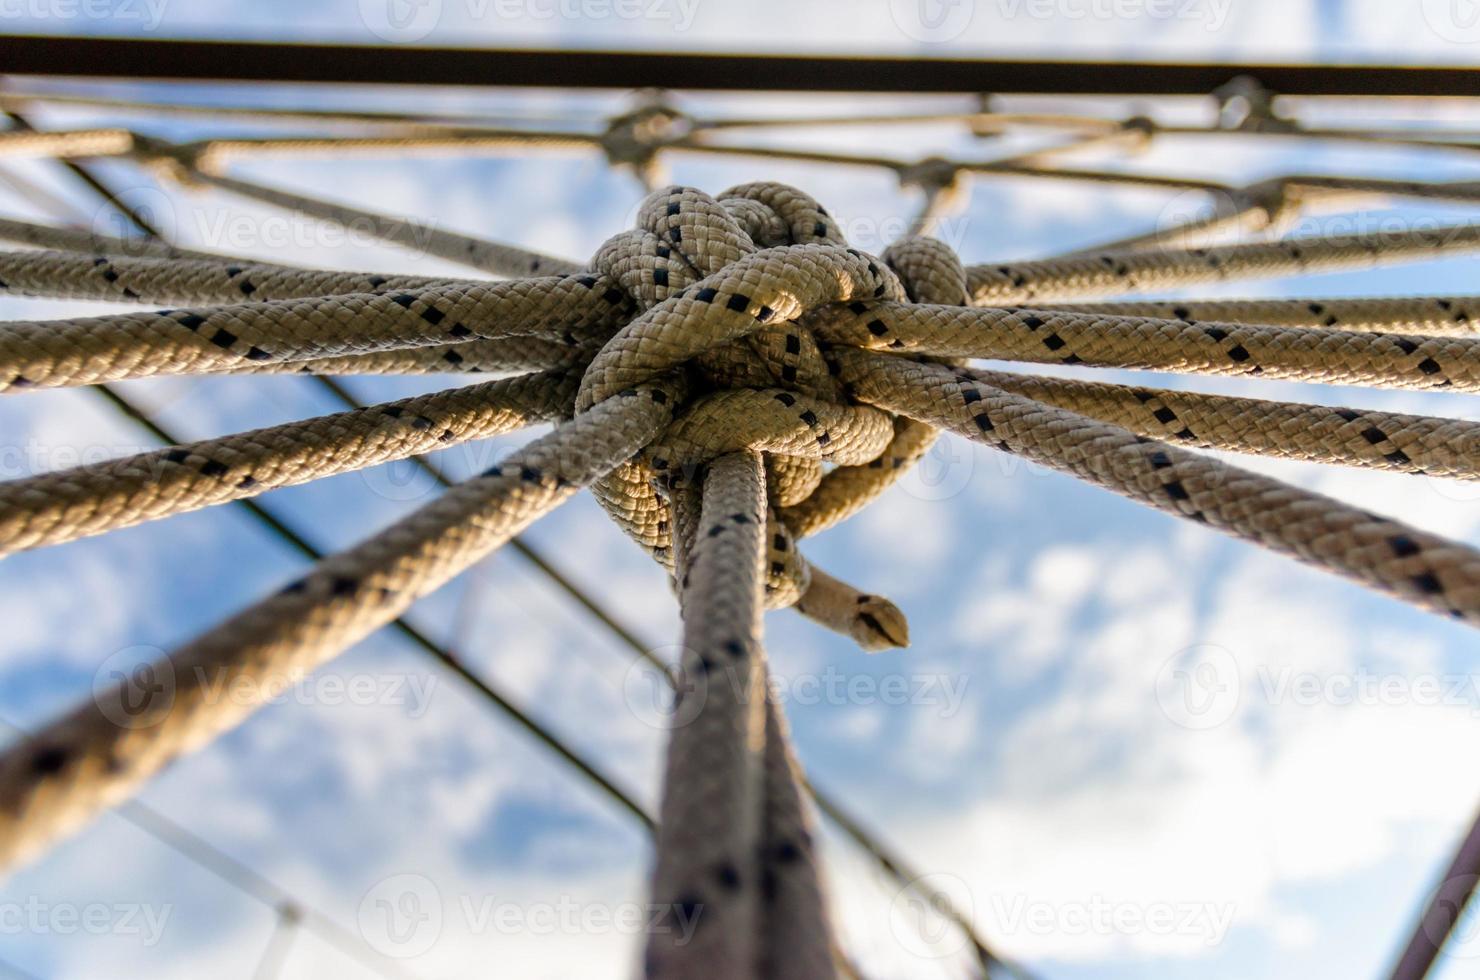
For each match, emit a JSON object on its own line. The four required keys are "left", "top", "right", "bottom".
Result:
{"left": 1, "top": 34, "right": 1478, "bottom": 95}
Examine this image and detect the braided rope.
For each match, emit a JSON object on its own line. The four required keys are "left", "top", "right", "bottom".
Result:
{"left": 646, "top": 451, "right": 768, "bottom": 978}
{"left": 1049, "top": 295, "right": 1480, "bottom": 336}
{"left": 0, "top": 247, "right": 463, "bottom": 305}
{"left": 834, "top": 349, "right": 1480, "bottom": 623}
{"left": 246, "top": 335, "right": 594, "bottom": 377}
{"left": 819, "top": 303, "right": 1480, "bottom": 392}
{"left": 0, "top": 370, "right": 576, "bottom": 555}
{"left": 186, "top": 131, "right": 600, "bottom": 172}
{"left": 964, "top": 222, "right": 1480, "bottom": 303}
{"left": 0, "top": 128, "right": 134, "bottom": 159}
{"left": 0, "top": 376, "right": 679, "bottom": 871}
{"left": 970, "top": 368, "right": 1480, "bottom": 481}
{"left": 646, "top": 451, "right": 837, "bottom": 980}
{"left": 183, "top": 171, "right": 584, "bottom": 277}
{"left": 0, "top": 275, "right": 628, "bottom": 390}
{"left": 2, "top": 169, "right": 1479, "bottom": 978}
{"left": 0, "top": 214, "right": 225, "bottom": 262}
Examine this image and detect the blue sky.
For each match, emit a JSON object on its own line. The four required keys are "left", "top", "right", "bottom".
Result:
{"left": 3, "top": 2, "right": 1480, "bottom": 979}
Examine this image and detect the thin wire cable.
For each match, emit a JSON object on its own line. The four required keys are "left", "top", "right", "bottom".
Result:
{"left": 11, "top": 159, "right": 986, "bottom": 971}
{"left": 8, "top": 86, "right": 1480, "bottom": 980}
{"left": 1387, "top": 802, "right": 1480, "bottom": 980}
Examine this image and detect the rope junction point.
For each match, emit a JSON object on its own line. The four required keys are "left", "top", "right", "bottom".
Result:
{"left": 3, "top": 72, "right": 1480, "bottom": 978}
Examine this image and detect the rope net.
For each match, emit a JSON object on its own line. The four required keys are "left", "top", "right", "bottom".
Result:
{"left": 1, "top": 80, "right": 1479, "bottom": 979}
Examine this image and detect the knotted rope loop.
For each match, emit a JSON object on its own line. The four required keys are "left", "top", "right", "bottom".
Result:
{"left": 599, "top": 91, "right": 693, "bottom": 185}
{"left": 129, "top": 133, "right": 213, "bottom": 187}
{"left": 570, "top": 184, "right": 970, "bottom": 646}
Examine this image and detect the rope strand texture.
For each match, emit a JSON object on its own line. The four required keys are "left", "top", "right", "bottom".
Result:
{"left": 0, "top": 377, "right": 679, "bottom": 871}
{"left": 963, "top": 222, "right": 1480, "bottom": 303}
{"left": 834, "top": 348, "right": 1480, "bottom": 623}
{"left": 0, "top": 276, "right": 629, "bottom": 390}
{"left": 1051, "top": 295, "right": 1480, "bottom": 336}
{"left": 646, "top": 452, "right": 837, "bottom": 980}
{"left": 4, "top": 180, "right": 1480, "bottom": 968}
{"left": 968, "top": 368, "right": 1480, "bottom": 481}
{"left": 0, "top": 371, "right": 576, "bottom": 555}
{"left": 0, "top": 247, "right": 463, "bottom": 306}
{"left": 186, "top": 171, "right": 584, "bottom": 278}
{"left": 820, "top": 304, "right": 1480, "bottom": 392}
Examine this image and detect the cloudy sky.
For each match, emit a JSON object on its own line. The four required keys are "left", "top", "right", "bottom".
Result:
{"left": 2, "top": 2, "right": 1480, "bottom": 979}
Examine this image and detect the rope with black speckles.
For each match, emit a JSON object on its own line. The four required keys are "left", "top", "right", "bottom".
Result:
{"left": 4, "top": 181, "right": 1480, "bottom": 979}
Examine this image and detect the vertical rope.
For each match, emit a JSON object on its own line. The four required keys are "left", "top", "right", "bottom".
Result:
{"left": 647, "top": 450, "right": 838, "bottom": 979}
{"left": 647, "top": 451, "right": 769, "bottom": 978}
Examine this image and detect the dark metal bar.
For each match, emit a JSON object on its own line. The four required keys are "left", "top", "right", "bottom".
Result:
{"left": 11, "top": 110, "right": 1014, "bottom": 973}
{"left": 4, "top": 109, "right": 162, "bottom": 236}
{"left": 92, "top": 383, "right": 654, "bottom": 832}
{"left": 11, "top": 128, "right": 656, "bottom": 829}
{"left": 2, "top": 34, "right": 1479, "bottom": 96}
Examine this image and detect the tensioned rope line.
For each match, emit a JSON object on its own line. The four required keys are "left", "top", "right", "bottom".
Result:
{"left": 645, "top": 451, "right": 836, "bottom": 980}
{"left": 0, "top": 716, "right": 420, "bottom": 980}
{"left": 86, "top": 380, "right": 658, "bottom": 834}
{"left": 0, "top": 117, "right": 650, "bottom": 840}
{"left": 22, "top": 83, "right": 1480, "bottom": 153}
{"left": 6, "top": 78, "right": 1480, "bottom": 979}
{"left": 17, "top": 99, "right": 1012, "bottom": 977}
{"left": 0, "top": 142, "right": 671, "bottom": 907}
{"left": 22, "top": 79, "right": 1480, "bottom": 249}
{"left": 8, "top": 215, "right": 1480, "bottom": 393}
{"left": 2, "top": 177, "right": 1479, "bottom": 980}
{"left": 8, "top": 72, "right": 1480, "bottom": 977}
{"left": 0, "top": 165, "right": 1007, "bottom": 976}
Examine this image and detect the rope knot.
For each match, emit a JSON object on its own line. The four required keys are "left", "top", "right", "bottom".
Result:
{"left": 129, "top": 134, "right": 214, "bottom": 189}
{"left": 571, "top": 183, "right": 969, "bottom": 649}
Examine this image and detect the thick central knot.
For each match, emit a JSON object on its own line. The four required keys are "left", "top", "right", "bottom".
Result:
{"left": 575, "top": 183, "right": 969, "bottom": 649}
